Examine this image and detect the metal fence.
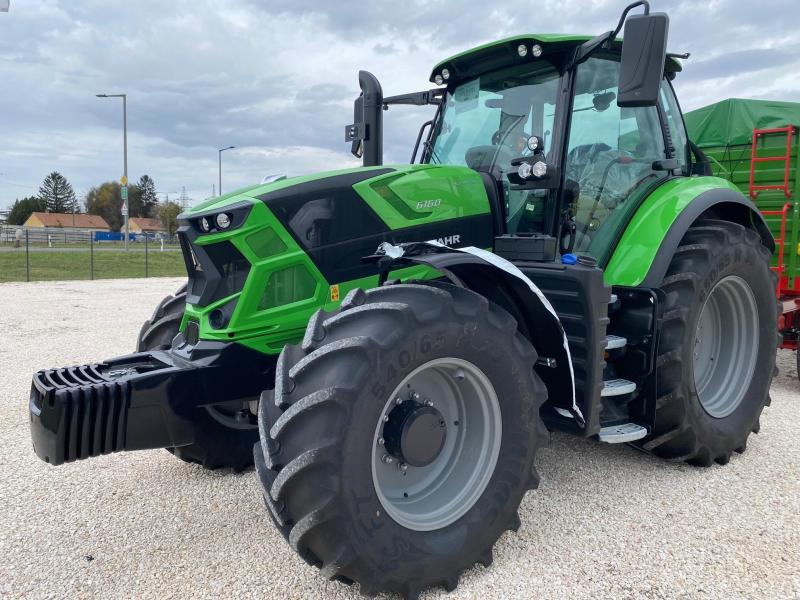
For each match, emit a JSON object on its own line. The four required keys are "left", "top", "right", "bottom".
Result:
{"left": 0, "top": 225, "right": 186, "bottom": 283}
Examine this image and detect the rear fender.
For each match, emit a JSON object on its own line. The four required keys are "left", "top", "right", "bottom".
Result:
{"left": 605, "top": 178, "right": 774, "bottom": 288}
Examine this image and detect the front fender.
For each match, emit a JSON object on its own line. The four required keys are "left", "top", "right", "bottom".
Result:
{"left": 379, "top": 244, "right": 580, "bottom": 424}
{"left": 605, "top": 177, "right": 773, "bottom": 288}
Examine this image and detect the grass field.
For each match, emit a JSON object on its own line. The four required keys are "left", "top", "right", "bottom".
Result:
{"left": 0, "top": 247, "right": 186, "bottom": 282}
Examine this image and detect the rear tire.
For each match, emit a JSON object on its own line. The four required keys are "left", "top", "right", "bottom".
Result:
{"left": 635, "top": 220, "right": 778, "bottom": 466}
{"left": 136, "top": 283, "right": 258, "bottom": 471}
{"left": 254, "top": 283, "right": 547, "bottom": 599}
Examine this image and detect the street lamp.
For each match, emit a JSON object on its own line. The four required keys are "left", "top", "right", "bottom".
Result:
{"left": 218, "top": 145, "right": 235, "bottom": 196}
{"left": 96, "top": 93, "right": 129, "bottom": 250}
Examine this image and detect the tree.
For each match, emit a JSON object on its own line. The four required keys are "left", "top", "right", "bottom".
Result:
{"left": 126, "top": 183, "right": 143, "bottom": 219}
{"left": 6, "top": 196, "right": 46, "bottom": 225}
{"left": 38, "top": 171, "right": 77, "bottom": 213}
{"left": 137, "top": 175, "right": 158, "bottom": 218}
{"left": 85, "top": 181, "right": 123, "bottom": 231}
{"left": 158, "top": 200, "right": 182, "bottom": 237}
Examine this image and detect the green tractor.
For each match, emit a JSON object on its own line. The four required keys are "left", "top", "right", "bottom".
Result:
{"left": 30, "top": 2, "right": 778, "bottom": 598}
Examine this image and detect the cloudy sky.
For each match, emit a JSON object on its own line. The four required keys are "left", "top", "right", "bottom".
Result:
{"left": 1, "top": 0, "right": 798, "bottom": 210}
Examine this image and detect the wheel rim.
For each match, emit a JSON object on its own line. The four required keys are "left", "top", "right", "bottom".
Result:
{"left": 371, "top": 358, "right": 502, "bottom": 532}
{"left": 693, "top": 275, "right": 759, "bottom": 418}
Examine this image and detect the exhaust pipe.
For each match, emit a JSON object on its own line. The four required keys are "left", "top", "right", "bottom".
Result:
{"left": 345, "top": 70, "right": 383, "bottom": 167}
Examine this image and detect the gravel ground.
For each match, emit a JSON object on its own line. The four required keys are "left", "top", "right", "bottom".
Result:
{"left": 1, "top": 278, "right": 798, "bottom": 599}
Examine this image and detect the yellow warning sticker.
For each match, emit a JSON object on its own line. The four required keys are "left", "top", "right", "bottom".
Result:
{"left": 330, "top": 284, "right": 340, "bottom": 302}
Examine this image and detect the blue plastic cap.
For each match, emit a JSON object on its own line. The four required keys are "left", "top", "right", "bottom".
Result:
{"left": 561, "top": 253, "right": 577, "bottom": 265}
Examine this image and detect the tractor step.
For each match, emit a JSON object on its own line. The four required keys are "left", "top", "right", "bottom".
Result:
{"left": 605, "top": 334, "right": 627, "bottom": 349}
{"left": 598, "top": 422, "right": 648, "bottom": 443}
{"left": 601, "top": 378, "right": 636, "bottom": 397}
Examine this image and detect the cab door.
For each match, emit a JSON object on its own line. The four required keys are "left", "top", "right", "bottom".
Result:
{"left": 562, "top": 56, "right": 670, "bottom": 262}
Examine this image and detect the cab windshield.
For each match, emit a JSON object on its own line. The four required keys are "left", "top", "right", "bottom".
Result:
{"left": 427, "top": 63, "right": 561, "bottom": 233}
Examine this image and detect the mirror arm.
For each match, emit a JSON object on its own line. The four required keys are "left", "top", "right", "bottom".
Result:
{"left": 568, "top": 1, "right": 651, "bottom": 70}
{"left": 611, "top": 1, "right": 650, "bottom": 38}
{"left": 383, "top": 89, "right": 444, "bottom": 109}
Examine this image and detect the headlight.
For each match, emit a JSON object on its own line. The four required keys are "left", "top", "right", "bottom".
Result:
{"left": 517, "top": 44, "right": 528, "bottom": 57}
{"left": 434, "top": 74, "right": 444, "bottom": 86}
{"left": 517, "top": 161, "right": 547, "bottom": 179}
{"left": 531, "top": 44, "right": 543, "bottom": 57}
{"left": 216, "top": 213, "right": 232, "bottom": 229}
{"left": 189, "top": 201, "right": 252, "bottom": 235}
{"left": 441, "top": 68, "right": 450, "bottom": 80}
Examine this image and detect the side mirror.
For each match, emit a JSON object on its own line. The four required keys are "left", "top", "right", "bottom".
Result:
{"left": 618, "top": 12, "right": 669, "bottom": 107}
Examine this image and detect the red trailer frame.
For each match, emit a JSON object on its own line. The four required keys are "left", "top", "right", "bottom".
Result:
{"left": 749, "top": 126, "right": 800, "bottom": 356}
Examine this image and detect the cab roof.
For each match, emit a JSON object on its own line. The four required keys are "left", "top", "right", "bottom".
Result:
{"left": 430, "top": 34, "right": 683, "bottom": 85}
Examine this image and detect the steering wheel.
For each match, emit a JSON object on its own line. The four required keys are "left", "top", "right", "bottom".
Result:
{"left": 565, "top": 143, "right": 612, "bottom": 178}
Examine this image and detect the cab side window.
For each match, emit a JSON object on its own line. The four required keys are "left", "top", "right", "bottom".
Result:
{"left": 659, "top": 80, "right": 690, "bottom": 173}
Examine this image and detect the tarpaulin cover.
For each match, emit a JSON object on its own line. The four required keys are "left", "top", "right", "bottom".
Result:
{"left": 684, "top": 98, "right": 800, "bottom": 149}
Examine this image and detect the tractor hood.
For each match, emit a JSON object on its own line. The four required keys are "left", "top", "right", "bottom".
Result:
{"left": 175, "top": 164, "right": 495, "bottom": 354}
{"left": 181, "top": 164, "right": 492, "bottom": 240}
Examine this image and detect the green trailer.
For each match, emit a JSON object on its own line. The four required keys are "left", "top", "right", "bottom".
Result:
{"left": 685, "top": 99, "right": 800, "bottom": 371}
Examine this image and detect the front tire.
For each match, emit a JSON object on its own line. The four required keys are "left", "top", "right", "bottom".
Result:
{"left": 136, "top": 283, "right": 258, "bottom": 471}
{"left": 254, "top": 283, "right": 547, "bottom": 599}
{"left": 636, "top": 220, "right": 778, "bottom": 466}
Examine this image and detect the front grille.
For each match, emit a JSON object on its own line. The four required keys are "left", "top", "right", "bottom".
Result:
{"left": 202, "top": 242, "right": 250, "bottom": 304}
{"left": 178, "top": 227, "right": 250, "bottom": 308}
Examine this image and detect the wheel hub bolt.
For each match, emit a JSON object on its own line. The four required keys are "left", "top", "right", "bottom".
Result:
{"left": 399, "top": 463, "right": 408, "bottom": 473}
{"left": 395, "top": 397, "right": 403, "bottom": 405}
{"left": 426, "top": 400, "right": 434, "bottom": 407}
{"left": 410, "top": 391, "right": 420, "bottom": 401}
{"left": 378, "top": 437, "right": 385, "bottom": 446}
{"left": 382, "top": 454, "right": 394, "bottom": 465}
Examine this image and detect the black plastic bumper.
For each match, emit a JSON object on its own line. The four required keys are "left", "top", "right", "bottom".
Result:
{"left": 29, "top": 338, "right": 277, "bottom": 466}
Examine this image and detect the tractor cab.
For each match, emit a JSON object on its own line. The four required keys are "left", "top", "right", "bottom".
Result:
{"left": 349, "top": 5, "right": 684, "bottom": 267}
{"left": 425, "top": 42, "right": 687, "bottom": 264}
